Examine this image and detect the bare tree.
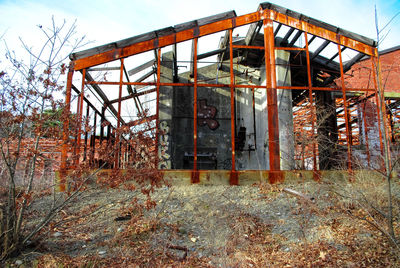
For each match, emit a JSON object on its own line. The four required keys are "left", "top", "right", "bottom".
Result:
{"left": 0, "top": 17, "right": 89, "bottom": 260}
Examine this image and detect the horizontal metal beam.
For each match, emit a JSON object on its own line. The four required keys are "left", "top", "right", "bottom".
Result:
{"left": 128, "top": 59, "right": 155, "bottom": 76}
{"left": 108, "top": 88, "right": 156, "bottom": 104}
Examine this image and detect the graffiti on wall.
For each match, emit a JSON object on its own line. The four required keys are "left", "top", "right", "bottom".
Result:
{"left": 158, "top": 120, "right": 171, "bottom": 169}
{"left": 198, "top": 99, "right": 219, "bottom": 130}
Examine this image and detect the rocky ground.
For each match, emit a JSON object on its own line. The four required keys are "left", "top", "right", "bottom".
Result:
{"left": 6, "top": 174, "right": 400, "bottom": 267}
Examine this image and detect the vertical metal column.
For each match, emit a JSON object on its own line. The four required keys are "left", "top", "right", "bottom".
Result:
{"left": 156, "top": 48, "right": 161, "bottom": 169}
{"left": 83, "top": 105, "right": 90, "bottom": 161}
{"left": 100, "top": 106, "right": 105, "bottom": 146}
{"left": 75, "top": 68, "right": 86, "bottom": 166}
{"left": 337, "top": 40, "right": 352, "bottom": 173}
{"left": 90, "top": 112, "right": 97, "bottom": 165}
{"left": 229, "top": 28, "right": 238, "bottom": 185}
{"left": 60, "top": 66, "right": 74, "bottom": 191}
{"left": 191, "top": 38, "right": 199, "bottom": 183}
{"left": 263, "top": 18, "right": 281, "bottom": 183}
{"left": 304, "top": 33, "right": 319, "bottom": 179}
{"left": 115, "top": 58, "right": 124, "bottom": 168}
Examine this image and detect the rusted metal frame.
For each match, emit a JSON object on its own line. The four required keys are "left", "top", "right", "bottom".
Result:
{"left": 108, "top": 88, "right": 157, "bottom": 105}
{"left": 100, "top": 106, "right": 105, "bottom": 146}
{"left": 326, "top": 47, "right": 346, "bottom": 66}
{"left": 289, "top": 30, "right": 304, "bottom": 46}
{"left": 155, "top": 48, "right": 161, "bottom": 169}
{"left": 274, "top": 23, "right": 282, "bottom": 36}
{"left": 281, "top": 27, "right": 295, "bottom": 43}
{"left": 73, "top": 11, "right": 261, "bottom": 70}
{"left": 337, "top": 38, "right": 353, "bottom": 172}
{"left": 123, "top": 65, "right": 143, "bottom": 115}
{"left": 60, "top": 67, "right": 74, "bottom": 191}
{"left": 266, "top": 9, "right": 375, "bottom": 56}
{"left": 83, "top": 104, "right": 90, "bottom": 161}
{"left": 275, "top": 47, "right": 306, "bottom": 51}
{"left": 84, "top": 72, "right": 126, "bottom": 125}
{"left": 115, "top": 58, "right": 125, "bottom": 168}
{"left": 304, "top": 33, "right": 318, "bottom": 174}
{"left": 252, "top": 87, "right": 257, "bottom": 150}
{"left": 86, "top": 80, "right": 374, "bottom": 93}
{"left": 72, "top": 8, "right": 375, "bottom": 71}
{"left": 311, "top": 40, "right": 330, "bottom": 60}
{"left": 232, "top": 44, "right": 264, "bottom": 50}
{"left": 74, "top": 68, "right": 86, "bottom": 166}
{"left": 278, "top": 86, "right": 375, "bottom": 92}
{"left": 229, "top": 28, "right": 238, "bottom": 185}
{"left": 190, "top": 37, "right": 196, "bottom": 77}
{"left": 264, "top": 18, "right": 281, "bottom": 182}
{"left": 191, "top": 37, "right": 199, "bottom": 183}
{"left": 173, "top": 43, "right": 178, "bottom": 82}
{"left": 90, "top": 111, "right": 97, "bottom": 165}
{"left": 127, "top": 115, "right": 157, "bottom": 127}
{"left": 128, "top": 59, "right": 155, "bottom": 76}
{"left": 70, "top": 84, "right": 105, "bottom": 121}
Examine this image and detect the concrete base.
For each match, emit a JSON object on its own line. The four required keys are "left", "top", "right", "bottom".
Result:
{"left": 56, "top": 169, "right": 385, "bottom": 191}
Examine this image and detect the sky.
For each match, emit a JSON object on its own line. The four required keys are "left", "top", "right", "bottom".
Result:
{"left": 0, "top": 0, "right": 400, "bottom": 54}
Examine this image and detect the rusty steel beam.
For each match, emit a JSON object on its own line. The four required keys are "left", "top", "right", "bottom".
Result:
{"left": 264, "top": 18, "right": 281, "bottom": 181}
{"left": 90, "top": 111, "right": 97, "bottom": 165}
{"left": 71, "top": 8, "right": 375, "bottom": 71}
{"left": 60, "top": 67, "right": 74, "bottom": 191}
{"left": 275, "top": 47, "right": 306, "bottom": 51}
{"left": 128, "top": 59, "right": 155, "bottom": 76}
{"left": 304, "top": 32, "right": 318, "bottom": 174}
{"left": 85, "top": 79, "right": 376, "bottom": 93}
{"left": 192, "top": 37, "right": 200, "bottom": 183}
{"left": 83, "top": 104, "right": 90, "bottom": 161}
{"left": 115, "top": 58, "right": 125, "bottom": 168}
{"left": 85, "top": 78, "right": 377, "bottom": 92}
{"left": 232, "top": 44, "right": 265, "bottom": 50}
{"left": 156, "top": 48, "right": 161, "bottom": 169}
{"left": 75, "top": 68, "right": 86, "bottom": 166}
{"left": 268, "top": 10, "right": 376, "bottom": 56}
{"left": 229, "top": 29, "right": 238, "bottom": 185}
{"left": 126, "top": 115, "right": 157, "bottom": 127}
{"left": 108, "top": 88, "right": 156, "bottom": 105}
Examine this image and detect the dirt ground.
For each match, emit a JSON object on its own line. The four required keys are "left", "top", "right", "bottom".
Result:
{"left": 6, "top": 174, "right": 400, "bottom": 267}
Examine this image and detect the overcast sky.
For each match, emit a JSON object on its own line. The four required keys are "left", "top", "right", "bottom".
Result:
{"left": 0, "top": 0, "right": 399, "bottom": 54}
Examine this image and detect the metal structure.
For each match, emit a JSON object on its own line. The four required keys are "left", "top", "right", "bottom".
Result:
{"left": 60, "top": 2, "right": 390, "bottom": 186}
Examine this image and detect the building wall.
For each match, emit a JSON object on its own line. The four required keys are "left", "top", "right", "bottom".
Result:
{"left": 345, "top": 49, "right": 400, "bottom": 92}
{"left": 159, "top": 50, "right": 293, "bottom": 171}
